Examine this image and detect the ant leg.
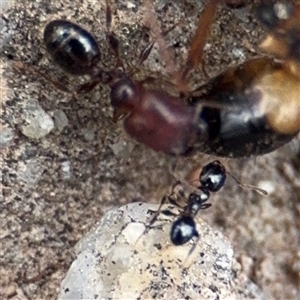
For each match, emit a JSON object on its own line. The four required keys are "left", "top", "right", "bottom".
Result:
{"left": 182, "top": 0, "right": 221, "bottom": 81}
{"left": 145, "top": 195, "right": 170, "bottom": 230}
{"left": 134, "top": 194, "right": 170, "bottom": 245}
{"left": 13, "top": 60, "right": 108, "bottom": 99}
{"left": 227, "top": 171, "right": 268, "bottom": 195}
{"left": 136, "top": 41, "right": 155, "bottom": 68}
{"left": 135, "top": 180, "right": 186, "bottom": 244}
{"left": 126, "top": 37, "right": 155, "bottom": 77}
{"left": 75, "top": 69, "right": 112, "bottom": 94}
{"left": 149, "top": 180, "right": 185, "bottom": 232}
{"left": 134, "top": 22, "right": 180, "bottom": 70}
{"left": 105, "top": 0, "right": 112, "bottom": 32}
{"left": 148, "top": 180, "right": 186, "bottom": 226}
{"left": 147, "top": 179, "right": 186, "bottom": 227}
{"left": 75, "top": 78, "right": 104, "bottom": 94}
{"left": 13, "top": 61, "right": 111, "bottom": 99}
{"left": 12, "top": 61, "right": 71, "bottom": 93}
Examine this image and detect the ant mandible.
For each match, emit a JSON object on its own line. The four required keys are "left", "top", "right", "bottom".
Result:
{"left": 42, "top": 0, "right": 300, "bottom": 158}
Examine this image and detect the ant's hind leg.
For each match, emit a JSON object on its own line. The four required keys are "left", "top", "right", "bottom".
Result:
{"left": 135, "top": 180, "right": 186, "bottom": 245}
{"left": 12, "top": 61, "right": 71, "bottom": 94}
{"left": 134, "top": 195, "right": 170, "bottom": 245}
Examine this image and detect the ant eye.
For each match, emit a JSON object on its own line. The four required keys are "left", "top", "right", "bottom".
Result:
{"left": 110, "top": 78, "right": 136, "bottom": 108}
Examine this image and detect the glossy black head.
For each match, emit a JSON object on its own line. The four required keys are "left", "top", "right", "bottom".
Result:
{"left": 200, "top": 160, "right": 226, "bottom": 192}
{"left": 170, "top": 216, "right": 199, "bottom": 246}
{"left": 44, "top": 20, "right": 101, "bottom": 75}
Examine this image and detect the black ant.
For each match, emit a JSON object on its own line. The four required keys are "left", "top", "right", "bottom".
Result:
{"left": 169, "top": 160, "right": 226, "bottom": 246}
{"left": 36, "top": 0, "right": 299, "bottom": 158}
{"left": 142, "top": 160, "right": 266, "bottom": 247}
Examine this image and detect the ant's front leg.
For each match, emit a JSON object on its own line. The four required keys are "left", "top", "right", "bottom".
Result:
{"left": 75, "top": 69, "right": 113, "bottom": 94}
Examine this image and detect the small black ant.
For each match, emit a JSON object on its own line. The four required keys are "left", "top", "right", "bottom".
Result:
{"left": 143, "top": 160, "right": 266, "bottom": 247}
{"left": 37, "top": 0, "right": 299, "bottom": 158}
{"left": 170, "top": 160, "right": 226, "bottom": 245}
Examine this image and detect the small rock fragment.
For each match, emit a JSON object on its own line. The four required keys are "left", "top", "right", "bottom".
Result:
{"left": 61, "top": 160, "right": 72, "bottom": 180}
{"left": 81, "top": 128, "right": 95, "bottom": 142}
{"left": 17, "top": 159, "right": 45, "bottom": 188}
{"left": 53, "top": 109, "right": 68, "bottom": 133}
{"left": 20, "top": 100, "right": 54, "bottom": 139}
{"left": 0, "top": 127, "right": 14, "bottom": 147}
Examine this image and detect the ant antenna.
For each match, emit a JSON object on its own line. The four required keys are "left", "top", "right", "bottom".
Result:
{"left": 105, "top": 0, "right": 124, "bottom": 69}
{"left": 226, "top": 171, "right": 268, "bottom": 195}
{"left": 142, "top": 0, "right": 186, "bottom": 91}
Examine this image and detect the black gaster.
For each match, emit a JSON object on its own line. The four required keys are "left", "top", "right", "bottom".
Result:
{"left": 44, "top": 20, "right": 101, "bottom": 75}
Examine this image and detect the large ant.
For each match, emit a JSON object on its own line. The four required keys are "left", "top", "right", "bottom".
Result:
{"left": 41, "top": 0, "right": 300, "bottom": 158}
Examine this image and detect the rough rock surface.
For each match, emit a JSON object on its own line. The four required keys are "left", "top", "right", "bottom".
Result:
{"left": 59, "top": 202, "right": 263, "bottom": 299}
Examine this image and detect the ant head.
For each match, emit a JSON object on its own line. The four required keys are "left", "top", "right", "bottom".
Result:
{"left": 110, "top": 76, "right": 139, "bottom": 110}
{"left": 257, "top": 2, "right": 293, "bottom": 30}
{"left": 170, "top": 216, "right": 199, "bottom": 246}
{"left": 257, "top": 2, "right": 300, "bottom": 62}
{"left": 199, "top": 160, "right": 226, "bottom": 192}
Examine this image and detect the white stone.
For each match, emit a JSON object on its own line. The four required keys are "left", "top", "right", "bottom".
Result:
{"left": 20, "top": 100, "right": 54, "bottom": 139}
{"left": 59, "top": 202, "right": 263, "bottom": 299}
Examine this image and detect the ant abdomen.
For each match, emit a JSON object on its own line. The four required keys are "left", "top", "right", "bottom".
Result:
{"left": 44, "top": 20, "right": 101, "bottom": 75}
{"left": 191, "top": 57, "right": 299, "bottom": 158}
{"left": 170, "top": 216, "right": 198, "bottom": 246}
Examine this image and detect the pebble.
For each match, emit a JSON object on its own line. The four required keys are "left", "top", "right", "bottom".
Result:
{"left": 0, "top": 127, "right": 14, "bottom": 147}
{"left": 59, "top": 202, "right": 263, "bottom": 299}
{"left": 20, "top": 100, "right": 54, "bottom": 139}
{"left": 53, "top": 109, "right": 68, "bottom": 133}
